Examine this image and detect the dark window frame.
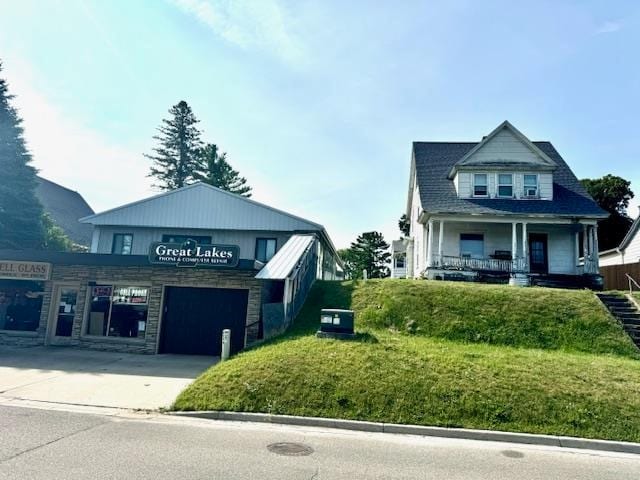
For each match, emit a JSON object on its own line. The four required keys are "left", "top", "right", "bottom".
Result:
{"left": 255, "top": 238, "right": 278, "bottom": 263}
{"left": 111, "top": 233, "right": 133, "bottom": 255}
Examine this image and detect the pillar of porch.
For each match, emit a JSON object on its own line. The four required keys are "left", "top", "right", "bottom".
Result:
{"left": 574, "top": 230, "right": 580, "bottom": 273}
{"left": 511, "top": 222, "right": 517, "bottom": 269}
{"left": 582, "top": 224, "right": 589, "bottom": 259}
{"left": 522, "top": 222, "right": 528, "bottom": 271}
{"left": 426, "top": 219, "right": 434, "bottom": 268}
{"left": 438, "top": 220, "right": 444, "bottom": 259}
{"left": 593, "top": 224, "right": 600, "bottom": 273}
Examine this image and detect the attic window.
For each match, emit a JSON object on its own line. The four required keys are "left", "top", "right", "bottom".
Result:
{"left": 523, "top": 174, "right": 538, "bottom": 197}
{"left": 497, "top": 174, "right": 513, "bottom": 198}
{"left": 473, "top": 174, "right": 488, "bottom": 197}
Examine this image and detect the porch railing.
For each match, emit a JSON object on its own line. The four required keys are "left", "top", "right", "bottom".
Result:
{"left": 430, "top": 254, "right": 528, "bottom": 273}
{"left": 576, "top": 256, "right": 598, "bottom": 275}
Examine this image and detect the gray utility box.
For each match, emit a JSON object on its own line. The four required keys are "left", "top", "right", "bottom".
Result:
{"left": 319, "top": 309, "right": 354, "bottom": 335}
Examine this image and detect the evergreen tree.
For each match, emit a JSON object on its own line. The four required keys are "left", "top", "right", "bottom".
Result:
{"left": 146, "top": 100, "right": 203, "bottom": 190}
{"left": 0, "top": 61, "right": 45, "bottom": 249}
{"left": 347, "top": 231, "right": 391, "bottom": 279}
{"left": 195, "top": 143, "right": 252, "bottom": 197}
{"left": 398, "top": 214, "right": 410, "bottom": 237}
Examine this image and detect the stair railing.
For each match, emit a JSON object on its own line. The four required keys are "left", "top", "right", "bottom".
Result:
{"left": 626, "top": 273, "right": 640, "bottom": 294}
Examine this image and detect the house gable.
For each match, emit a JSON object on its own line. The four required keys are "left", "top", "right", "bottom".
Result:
{"left": 454, "top": 121, "right": 557, "bottom": 171}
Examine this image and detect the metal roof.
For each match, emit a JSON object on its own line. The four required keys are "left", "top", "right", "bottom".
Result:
{"left": 255, "top": 234, "right": 315, "bottom": 280}
{"left": 80, "top": 182, "right": 325, "bottom": 232}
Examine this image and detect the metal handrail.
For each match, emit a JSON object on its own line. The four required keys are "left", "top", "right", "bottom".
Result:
{"left": 626, "top": 273, "right": 640, "bottom": 294}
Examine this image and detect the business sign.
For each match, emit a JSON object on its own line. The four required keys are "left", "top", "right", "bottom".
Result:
{"left": 148, "top": 242, "right": 240, "bottom": 268}
{"left": 0, "top": 261, "right": 51, "bottom": 281}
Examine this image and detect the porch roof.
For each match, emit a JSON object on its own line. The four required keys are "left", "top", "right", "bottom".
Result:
{"left": 411, "top": 142, "right": 607, "bottom": 219}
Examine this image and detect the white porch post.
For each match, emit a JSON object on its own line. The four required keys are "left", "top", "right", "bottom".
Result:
{"left": 511, "top": 222, "right": 517, "bottom": 270}
{"left": 438, "top": 220, "right": 444, "bottom": 259}
{"left": 426, "top": 219, "right": 434, "bottom": 268}
{"left": 574, "top": 230, "right": 580, "bottom": 269}
{"left": 593, "top": 224, "right": 600, "bottom": 273}
{"left": 522, "top": 222, "right": 528, "bottom": 271}
{"left": 582, "top": 224, "right": 589, "bottom": 259}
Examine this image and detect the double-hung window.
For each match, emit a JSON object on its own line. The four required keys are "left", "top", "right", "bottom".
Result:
{"left": 112, "top": 234, "right": 133, "bottom": 255}
{"left": 523, "top": 174, "right": 538, "bottom": 197}
{"left": 473, "top": 174, "right": 488, "bottom": 197}
{"left": 497, "top": 174, "right": 513, "bottom": 198}
{"left": 460, "top": 234, "right": 484, "bottom": 259}
{"left": 255, "top": 238, "right": 277, "bottom": 263}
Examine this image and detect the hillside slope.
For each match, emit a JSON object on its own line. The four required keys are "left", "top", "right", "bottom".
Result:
{"left": 174, "top": 281, "right": 640, "bottom": 442}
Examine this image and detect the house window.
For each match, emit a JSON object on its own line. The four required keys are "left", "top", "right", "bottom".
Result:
{"left": 395, "top": 255, "right": 406, "bottom": 269}
{"left": 473, "top": 174, "right": 488, "bottom": 196}
{"left": 112, "top": 234, "right": 133, "bottom": 255}
{"left": 497, "top": 174, "right": 513, "bottom": 198}
{"left": 161, "top": 234, "right": 212, "bottom": 244}
{"left": 523, "top": 174, "right": 538, "bottom": 197}
{"left": 86, "top": 285, "right": 149, "bottom": 338}
{"left": 255, "top": 238, "right": 277, "bottom": 263}
{"left": 460, "top": 233, "right": 484, "bottom": 259}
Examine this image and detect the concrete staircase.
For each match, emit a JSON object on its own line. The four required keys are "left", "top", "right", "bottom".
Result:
{"left": 597, "top": 293, "right": 640, "bottom": 348}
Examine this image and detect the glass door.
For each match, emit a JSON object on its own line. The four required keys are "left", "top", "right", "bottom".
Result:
{"left": 50, "top": 287, "right": 78, "bottom": 343}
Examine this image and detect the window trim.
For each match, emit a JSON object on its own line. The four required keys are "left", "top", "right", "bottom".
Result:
{"left": 523, "top": 174, "right": 539, "bottom": 198}
{"left": 497, "top": 173, "right": 514, "bottom": 198}
{"left": 472, "top": 173, "right": 489, "bottom": 197}
{"left": 84, "top": 283, "right": 149, "bottom": 339}
{"left": 255, "top": 238, "right": 278, "bottom": 263}
{"left": 111, "top": 233, "right": 133, "bottom": 255}
{"left": 459, "top": 233, "right": 485, "bottom": 259}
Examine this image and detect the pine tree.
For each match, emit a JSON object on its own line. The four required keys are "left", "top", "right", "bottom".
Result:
{"left": 348, "top": 231, "right": 391, "bottom": 279}
{"left": 0, "top": 61, "right": 45, "bottom": 249}
{"left": 195, "top": 143, "right": 252, "bottom": 197}
{"left": 146, "top": 101, "right": 203, "bottom": 190}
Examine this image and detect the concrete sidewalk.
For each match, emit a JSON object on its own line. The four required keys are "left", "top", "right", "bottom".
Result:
{"left": 0, "top": 346, "right": 216, "bottom": 410}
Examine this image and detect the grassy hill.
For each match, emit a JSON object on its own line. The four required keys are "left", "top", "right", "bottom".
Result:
{"left": 174, "top": 280, "right": 640, "bottom": 442}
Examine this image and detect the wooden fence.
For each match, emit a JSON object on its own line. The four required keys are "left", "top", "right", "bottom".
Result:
{"left": 600, "top": 262, "right": 640, "bottom": 291}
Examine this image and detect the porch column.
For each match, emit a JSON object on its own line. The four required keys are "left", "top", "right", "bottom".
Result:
{"left": 522, "top": 222, "right": 528, "bottom": 271}
{"left": 574, "top": 230, "right": 580, "bottom": 272}
{"left": 582, "top": 224, "right": 589, "bottom": 259}
{"left": 593, "top": 224, "right": 600, "bottom": 273}
{"left": 511, "top": 222, "right": 517, "bottom": 270}
{"left": 438, "top": 220, "right": 444, "bottom": 259}
{"left": 426, "top": 219, "right": 434, "bottom": 267}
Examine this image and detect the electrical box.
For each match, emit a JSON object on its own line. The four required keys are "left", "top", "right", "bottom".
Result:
{"left": 319, "top": 309, "right": 354, "bottom": 335}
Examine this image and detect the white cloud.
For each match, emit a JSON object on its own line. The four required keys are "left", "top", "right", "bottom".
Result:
{"left": 170, "top": 0, "right": 307, "bottom": 67}
{"left": 2, "top": 58, "right": 153, "bottom": 213}
{"left": 595, "top": 20, "right": 622, "bottom": 35}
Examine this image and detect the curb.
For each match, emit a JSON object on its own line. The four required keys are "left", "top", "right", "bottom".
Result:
{"left": 168, "top": 411, "right": 640, "bottom": 455}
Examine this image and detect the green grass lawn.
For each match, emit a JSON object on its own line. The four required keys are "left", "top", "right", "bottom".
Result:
{"left": 174, "top": 280, "right": 640, "bottom": 442}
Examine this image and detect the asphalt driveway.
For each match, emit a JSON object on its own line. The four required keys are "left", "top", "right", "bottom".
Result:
{"left": 0, "top": 346, "right": 216, "bottom": 410}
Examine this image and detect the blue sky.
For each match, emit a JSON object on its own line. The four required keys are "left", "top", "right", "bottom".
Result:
{"left": 1, "top": 0, "right": 639, "bottom": 248}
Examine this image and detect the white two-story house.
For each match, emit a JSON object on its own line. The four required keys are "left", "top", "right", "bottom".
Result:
{"left": 394, "top": 121, "right": 608, "bottom": 288}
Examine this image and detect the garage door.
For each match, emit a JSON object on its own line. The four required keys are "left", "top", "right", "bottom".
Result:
{"left": 159, "top": 287, "right": 249, "bottom": 355}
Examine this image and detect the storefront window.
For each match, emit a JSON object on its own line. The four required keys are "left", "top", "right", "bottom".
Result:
{"left": 87, "top": 284, "right": 148, "bottom": 338}
{"left": 0, "top": 280, "right": 44, "bottom": 332}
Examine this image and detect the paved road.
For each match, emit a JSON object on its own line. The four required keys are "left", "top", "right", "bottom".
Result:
{"left": 0, "top": 346, "right": 215, "bottom": 409}
{"left": 1, "top": 405, "right": 639, "bottom": 479}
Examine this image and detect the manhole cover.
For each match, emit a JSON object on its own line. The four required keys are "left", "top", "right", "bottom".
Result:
{"left": 267, "top": 442, "right": 314, "bottom": 456}
{"left": 501, "top": 450, "right": 525, "bottom": 459}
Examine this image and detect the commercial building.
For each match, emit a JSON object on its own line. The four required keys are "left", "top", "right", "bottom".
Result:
{"left": 0, "top": 183, "right": 342, "bottom": 355}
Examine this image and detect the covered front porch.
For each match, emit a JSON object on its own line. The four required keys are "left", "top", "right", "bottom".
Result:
{"left": 422, "top": 216, "right": 600, "bottom": 286}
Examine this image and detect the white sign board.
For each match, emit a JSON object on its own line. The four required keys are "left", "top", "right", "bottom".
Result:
{"left": 0, "top": 261, "right": 51, "bottom": 281}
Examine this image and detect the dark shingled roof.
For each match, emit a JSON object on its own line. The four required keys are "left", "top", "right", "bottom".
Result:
{"left": 412, "top": 141, "right": 607, "bottom": 217}
{"left": 35, "top": 177, "right": 95, "bottom": 246}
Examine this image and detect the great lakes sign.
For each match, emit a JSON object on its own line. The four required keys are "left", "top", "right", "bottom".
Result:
{"left": 0, "top": 261, "right": 51, "bottom": 281}
{"left": 148, "top": 242, "right": 240, "bottom": 268}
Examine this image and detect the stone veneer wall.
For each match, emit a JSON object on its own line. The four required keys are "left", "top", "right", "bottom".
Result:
{"left": 0, "top": 264, "right": 263, "bottom": 354}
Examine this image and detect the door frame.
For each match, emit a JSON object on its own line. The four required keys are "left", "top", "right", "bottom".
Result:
{"left": 528, "top": 233, "right": 549, "bottom": 274}
{"left": 46, "top": 283, "right": 80, "bottom": 346}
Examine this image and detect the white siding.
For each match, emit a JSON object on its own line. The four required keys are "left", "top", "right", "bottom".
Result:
{"left": 529, "top": 224, "right": 576, "bottom": 274}
{"left": 409, "top": 176, "right": 424, "bottom": 277}
{"left": 599, "top": 252, "right": 623, "bottom": 266}
{"left": 94, "top": 226, "right": 292, "bottom": 259}
{"left": 463, "top": 128, "right": 548, "bottom": 165}
{"left": 538, "top": 173, "right": 553, "bottom": 200}
{"left": 624, "top": 230, "right": 640, "bottom": 264}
